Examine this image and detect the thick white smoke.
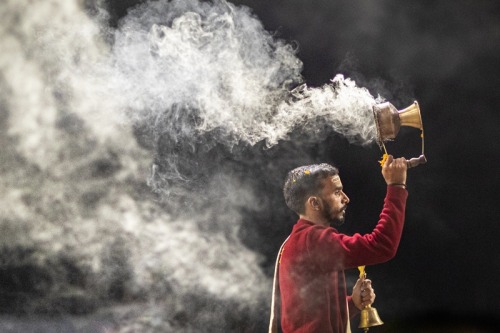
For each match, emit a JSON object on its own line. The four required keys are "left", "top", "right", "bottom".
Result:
{"left": 1, "top": 0, "right": 268, "bottom": 331}
{"left": 110, "top": 0, "right": 380, "bottom": 148}
{"left": 0, "top": 0, "right": 383, "bottom": 331}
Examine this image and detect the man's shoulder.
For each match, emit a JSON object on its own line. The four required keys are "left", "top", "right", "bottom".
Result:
{"left": 291, "top": 220, "right": 316, "bottom": 235}
{"left": 290, "top": 220, "right": 338, "bottom": 243}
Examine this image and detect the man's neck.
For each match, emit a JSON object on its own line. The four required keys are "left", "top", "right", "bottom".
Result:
{"left": 299, "top": 214, "right": 328, "bottom": 227}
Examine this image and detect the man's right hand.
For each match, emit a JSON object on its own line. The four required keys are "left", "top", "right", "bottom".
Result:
{"left": 382, "top": 155, "right": 407, "bottom": 186}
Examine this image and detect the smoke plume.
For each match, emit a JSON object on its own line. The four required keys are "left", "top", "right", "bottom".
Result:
{"left": 0, "top": 0, "right": 383, "bottom": 331}
{"left": 110, "top": 0, "right": 380, "bottom": 146}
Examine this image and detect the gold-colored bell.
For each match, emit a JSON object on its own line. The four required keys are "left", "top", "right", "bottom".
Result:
{"left": 372, "top": 101, "right": 427, "bottom": 168}
{"left": 357, "top": 266, "right": 384, "bottom": 332}
{"left": 358, "top": 305, "right": 384, "bottom": 332}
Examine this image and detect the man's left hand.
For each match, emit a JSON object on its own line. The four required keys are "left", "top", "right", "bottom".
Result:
{"left": 352, "top": 278, "right": 376, "bottom": 310}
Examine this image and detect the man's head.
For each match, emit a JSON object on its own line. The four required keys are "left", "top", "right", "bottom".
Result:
{"left": 283, "top": 163, "right": 350, "bottom": 227}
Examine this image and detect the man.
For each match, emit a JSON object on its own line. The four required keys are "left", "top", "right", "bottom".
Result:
{"left": 271, "top": 155, "right": 408, "bottom": 333}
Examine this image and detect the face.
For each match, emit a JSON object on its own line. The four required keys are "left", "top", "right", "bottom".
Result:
{"left": 319, "top": 175, "right": 350, "bottom": 227}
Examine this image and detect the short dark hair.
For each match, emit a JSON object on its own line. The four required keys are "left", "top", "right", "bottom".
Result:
{"left": 283, "top": 163, "right": 339, "bottom": 215}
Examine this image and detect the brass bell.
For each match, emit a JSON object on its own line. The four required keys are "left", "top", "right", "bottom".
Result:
{"left": 357, "top": 266, "right": 384, "bottom": 332}
{"left": 358, "top": 304, "right": 384, "bottom": 332}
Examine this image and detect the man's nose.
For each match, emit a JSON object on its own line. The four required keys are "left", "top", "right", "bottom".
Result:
{"left": 342, "top": 192, "right": 350, "bottom": 204}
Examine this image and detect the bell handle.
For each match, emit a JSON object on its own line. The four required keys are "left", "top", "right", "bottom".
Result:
{"left": 406, "top": 154, "right": 427, "bottom": 168}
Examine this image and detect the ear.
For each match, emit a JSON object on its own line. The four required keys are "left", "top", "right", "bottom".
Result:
{"left": 307, "top": 196, "right": 321, "bottom": 211}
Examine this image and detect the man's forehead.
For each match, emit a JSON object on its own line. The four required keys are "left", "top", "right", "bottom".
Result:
{"left": 331, "top": 175, "right": 343, "bottom": 188}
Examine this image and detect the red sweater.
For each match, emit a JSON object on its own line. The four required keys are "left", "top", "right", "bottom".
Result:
{"left": 279, "top": 186, "right": 408, "bottom": 333}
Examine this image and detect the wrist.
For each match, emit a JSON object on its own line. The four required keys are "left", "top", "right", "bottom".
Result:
{"left": 388, "top": 183, "right": 406, "bottom": 189}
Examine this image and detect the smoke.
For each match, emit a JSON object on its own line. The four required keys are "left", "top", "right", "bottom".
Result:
{"left": 110, "top": 0, "right": 380, "bottom": 148}
{"left": 0, "top": 0, "right": 384, "bottom": 331}
{"left": 108, "top": 0, "right": 382, "bottom": 199}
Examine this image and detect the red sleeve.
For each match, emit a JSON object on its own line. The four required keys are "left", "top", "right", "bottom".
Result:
{"left": 307, "top": 186, "right": 408, "bottom": 271}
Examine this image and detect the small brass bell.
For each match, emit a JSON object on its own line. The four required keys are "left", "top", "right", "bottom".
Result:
{"left": 357, "top": 266, "right": 384, "bottom": 332}
{"left": 358, "top": 305, "right": 384, "bottom": 332}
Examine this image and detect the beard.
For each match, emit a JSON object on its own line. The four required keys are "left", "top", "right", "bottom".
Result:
{"left": 322, "top": 200, "right": 346, "bottom": 227}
